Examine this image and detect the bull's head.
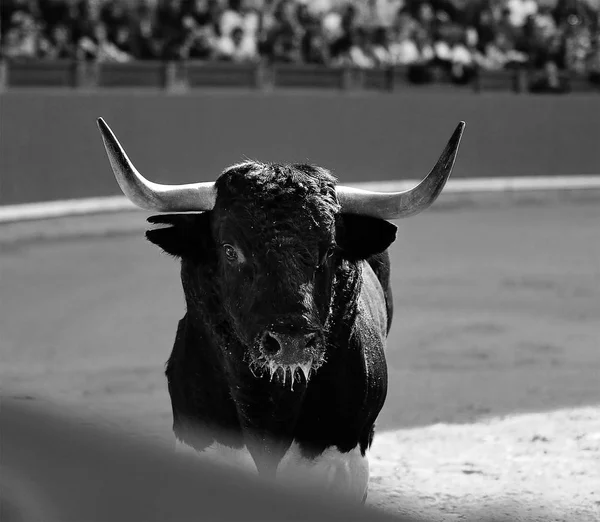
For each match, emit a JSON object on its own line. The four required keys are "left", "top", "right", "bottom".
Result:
{"left": 97, "top": 119, "right": 464, "bottom": 387}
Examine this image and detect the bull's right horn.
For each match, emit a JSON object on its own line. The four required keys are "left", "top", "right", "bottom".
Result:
{"left": 336, "top": 122, "right": 465, "bottom": 219}
{"left": 97, "top": 118, "right": 216, "bottom": 212}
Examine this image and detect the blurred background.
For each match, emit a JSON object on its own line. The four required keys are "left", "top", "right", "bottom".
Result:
{"left": 1, "top": 0, "right": 599, "bottom": 91}
{"left": 1, "top": 1, "right": 600, "bottom": 522}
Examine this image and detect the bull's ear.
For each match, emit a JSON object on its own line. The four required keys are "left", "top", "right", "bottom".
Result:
{"left": 336, "top": 214, "right": 397, "bottom": 260}
{"left": 146, "top": 213, "right": 212, "bottom": 260}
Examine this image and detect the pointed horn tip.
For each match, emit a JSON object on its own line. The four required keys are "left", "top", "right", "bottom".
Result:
{"left": 97, "top": 118, "right": 111, "bottom": 141}
{"left": 447, "top": 121, "right": 466, "bottom": 151}
{"left": 96, "top": 118, "right": 120, "bottom": 154}
{"left": 96, "top": 117, "right": 111, "bottom": 136}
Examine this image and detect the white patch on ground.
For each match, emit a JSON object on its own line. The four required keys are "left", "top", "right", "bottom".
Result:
{"left": 277, "top": 443, "right": 369, "bottom": 502}
{"left": 367, "top": 407, "right": 600, "bottom": 521}
{"left": 175, "top": 440, "right": 256, "bottom": 472}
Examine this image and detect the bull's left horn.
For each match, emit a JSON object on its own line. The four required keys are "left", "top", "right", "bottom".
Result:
{"left": 97, "top": 118, "right": 216, "bottom": 212}
{"left": 336, "top": 122, "right": 465, "bottom": 219}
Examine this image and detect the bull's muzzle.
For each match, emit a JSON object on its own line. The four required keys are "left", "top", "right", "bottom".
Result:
{"left": 261, "top": 331, "right": 319, "bottom": 359}
{"left": 248, "top": 330, "right": 326, "bottom": 388}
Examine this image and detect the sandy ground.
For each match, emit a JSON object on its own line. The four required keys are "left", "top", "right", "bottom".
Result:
{"left": 1, "top": 195, "right": 599, "bottom": 521}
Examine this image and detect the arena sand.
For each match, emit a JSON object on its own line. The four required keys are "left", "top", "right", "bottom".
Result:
{"left": 1, "top": 195, "right": 599, "bottom": 521}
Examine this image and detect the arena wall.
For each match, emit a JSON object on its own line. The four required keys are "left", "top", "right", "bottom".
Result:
{"left": 1, "top": 90, "right": 599, "bottom": 205}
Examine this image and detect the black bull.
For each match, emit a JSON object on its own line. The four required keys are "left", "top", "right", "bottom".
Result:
{"left": 96, "top": 119, "right": 465, "bottom": 501}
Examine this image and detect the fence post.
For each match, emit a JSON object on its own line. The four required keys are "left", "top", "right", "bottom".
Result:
{"left": 513, "top": 67, "right": 527, "bottom": 94}
{"left": 341, "top": 66, "right": 356, "bottom": 91}
{"left": 73, "top": 59, "right": 86, "bottom": 88}
{"left": 164, "top": 61, "right": 179, "bottom": 91}
{"left": 254, "top": 61, "right": 267, "bottom": 90}
{"left": 472, "top": 66, "right": 482, "bottom": 93}
{"left": 84, "top": 60, "right": 100, "bottom": 89}
{"left": 262, "top": 61, "right": 276, "bottom": 92}
{"left": 0, "top": 60, "right": 7, "bottom": 91}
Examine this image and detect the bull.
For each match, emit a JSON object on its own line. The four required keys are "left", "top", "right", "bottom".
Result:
{"left": 97, "top": 118, "right": 464, "bottom": 502}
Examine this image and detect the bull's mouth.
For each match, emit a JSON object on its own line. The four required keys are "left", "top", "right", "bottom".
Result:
{"left": 246, "top": 338, "right": 326, "bottom": 391}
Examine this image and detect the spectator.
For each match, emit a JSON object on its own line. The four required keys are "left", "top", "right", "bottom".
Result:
{"left": 220, "top": 0, "right": 260, "bottom": 41}
{"left": 553, "top": 0, "right": 596, "bottom": 28}
{"left": 588, "top": 34, "right": 600, "bottom": 84}
{"left": 473, "top": 6, "right": 500, "bottom": 52}
{"left": 415, "top": 2, "right": 437, "bottom": 35}
{"left": 183, "top": 0, "right": 220, "bottom": 32}
{"left": 564, "top": 16, "right": 593, "bottom": 73}
{"left": 533, "top": 5, "right": 557, "bottom": 39}
{"left": 100, "top": 0, "right": 130, "bottom": 43}
{"left": 348, "top": 27, "right": 376, "bottom": 68}
{"left": 296, "top": 2, "right": 317, "bottom": 29}
{"left": 155, "top": 0, "right": 187, "bottom": 59}
{"left": 41, "top": 23, "right": 76, "bottom": 59}
{"left": 112, "top": 24, "right": 135, "bottom": 56}
{"left": 507, "top": 0, "right": 539, "bottom": 28}
{"left": 261, "top": 1, "right": 303, "bottom": 63}
{"left": 403, "top": 26, "right": 436, "bottom": 83}
{"left": 301, "top": 25, "right": 331, "bottom": 64}
{"left": 340, "top": 2, "right": 359, "bottom": 35}
{"left": 448, "top": 31, "right": 476, "bottom": 83}
{"left": 389, "top": 26, "right": 419, "bottom": 65}
{"left": 38, "top": 0, "right": 70, "bottom": 35}
{"left": 129, "top": 2, "right": 162, "bottom": 60}
{"left": 68, "top": 0, "right": 100, "bottom": 59}
{"left": 1, "top": 0, "right": 40, "bottom": 37}
{"left": 79, "top": 22, "right": 132, "bottom": 62}
{"left": 2, "top": 12, "right": 42, "bottom": 59}
{"left": 180, "top": 20, "right": 218, "bottom": 60}
{"left": 321, "top": 3, "right": 346, "bottom": 43}
{"left": 388, "top": 22, "right": 436, "bottom": 86}
{"left": 2, "top": 27, "right": 36, "bottom": 59}
{"left": 216, "top": 25, "right": 258, "bottom": 61}
{"left": 270, "top": 25, "right": 302, "bottom": 63}
{"left": 477, "top": 31, "right": 527, "bottom": 70}
{"left": 371, "top": 26, "right": 393, "bottom": 65}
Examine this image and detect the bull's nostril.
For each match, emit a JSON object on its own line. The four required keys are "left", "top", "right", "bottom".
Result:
{"left": 262, "top": 333, "right": 282, "bottom": 355}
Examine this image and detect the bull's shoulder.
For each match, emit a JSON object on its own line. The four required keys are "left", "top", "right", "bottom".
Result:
{"left": 357, "top": 258, "right": 389, "bottom": 338}
{"left": 365, "top": 250, "right": 393, "bottom": 334}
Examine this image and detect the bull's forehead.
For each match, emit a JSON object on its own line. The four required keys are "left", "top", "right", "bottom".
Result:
{"left": 213, "top": 161, "right": 340, "bottom": 247}
{"left": 216, "top": 199, "right": 335, "bottom": 249}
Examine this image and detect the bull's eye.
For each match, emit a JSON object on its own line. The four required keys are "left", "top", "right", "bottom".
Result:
{"left": 223, "top": 243, "right": 240, "bottom": 262}
{"left": 318, "top": 245, "right": 336, "bottom": 267}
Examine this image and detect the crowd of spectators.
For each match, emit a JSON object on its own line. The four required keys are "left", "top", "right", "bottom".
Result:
{"left": 1, "top": 0, "right": 599, "bottom": 86}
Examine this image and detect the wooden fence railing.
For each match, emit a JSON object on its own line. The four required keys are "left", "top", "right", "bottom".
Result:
{"left": 1, "top": 59, "right": 598, "bottom": 94}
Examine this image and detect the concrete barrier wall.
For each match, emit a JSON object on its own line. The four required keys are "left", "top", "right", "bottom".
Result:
{"left": 1, "top": 90, "right": 599, "bottom": 205}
